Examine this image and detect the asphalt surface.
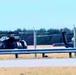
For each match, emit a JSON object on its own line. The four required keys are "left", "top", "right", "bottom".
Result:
{"left": 0, "top": 59, "right": 76, "bottom": 67}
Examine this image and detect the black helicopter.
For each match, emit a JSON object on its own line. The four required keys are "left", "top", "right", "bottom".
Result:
{"left": 61, "top": 30, "right": 74, "bottom": 48}
{"left": 0, "top": 32, "right": 27, "bottom": 49}
{"left": 53, "top": 30, "right": 74, "bottom": 48}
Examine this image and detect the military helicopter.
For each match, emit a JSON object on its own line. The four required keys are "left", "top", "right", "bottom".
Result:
{"left": 61, "top": 30, "right": 74, "bottom": 48}
{"left": 0, "top": 31, "right": 27, "bottom": 49}
{"left": 53, "top": 30, "right": 74, "bottom": 48}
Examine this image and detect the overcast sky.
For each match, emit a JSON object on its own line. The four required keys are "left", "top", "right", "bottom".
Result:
{"left": 0, "top": 0, "right": 76, "bottom": 31}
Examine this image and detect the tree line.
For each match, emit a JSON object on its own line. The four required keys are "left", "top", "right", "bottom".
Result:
{"left": 0, "top": 28, "right": 73, "bottom": 45}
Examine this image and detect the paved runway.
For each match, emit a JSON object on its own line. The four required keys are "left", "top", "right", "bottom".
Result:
{"left": 0, "top": 59, "right": 76, "bottom": 67}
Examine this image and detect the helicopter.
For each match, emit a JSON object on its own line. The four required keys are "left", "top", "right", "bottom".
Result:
{"left": 61, "top": 30, "right": 74, "bottom": 48}
{"left": 53, "top": 30, "right": 74, "bottom": 48}
{"left": 0, "top": 32, "right": 27, "bottom": 49}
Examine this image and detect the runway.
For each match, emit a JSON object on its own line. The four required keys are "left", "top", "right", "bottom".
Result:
{"left": 0, "top": 59, "right": 76, "bottom": 67}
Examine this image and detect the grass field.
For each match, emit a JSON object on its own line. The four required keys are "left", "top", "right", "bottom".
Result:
{"left": 0, "top": 67, "right": 76, "bottom": 75}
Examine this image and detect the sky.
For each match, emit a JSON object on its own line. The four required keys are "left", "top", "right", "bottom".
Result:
{"left": 0, "top": 0, "right": 76, "bottom": 31}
